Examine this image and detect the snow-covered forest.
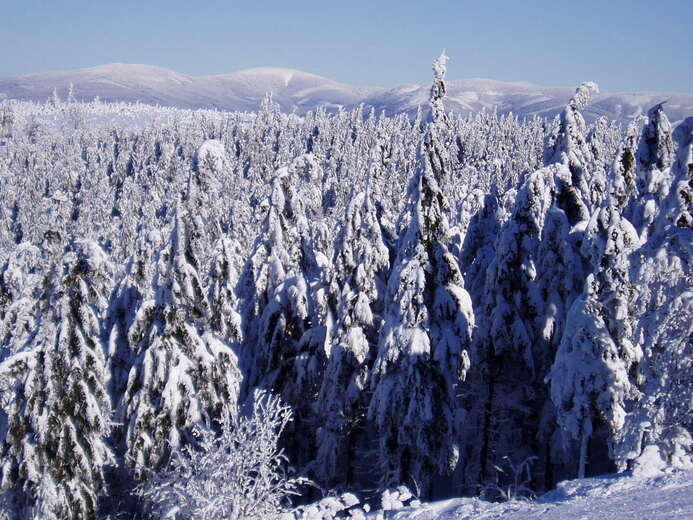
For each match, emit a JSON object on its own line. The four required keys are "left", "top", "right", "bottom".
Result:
{"left": 0, "top": 54, "right": 691, "bottom": 519}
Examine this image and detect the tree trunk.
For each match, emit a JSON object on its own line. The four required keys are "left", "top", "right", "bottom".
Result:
{"left": 579, "top": 418, "right": 592, "bottom": 479}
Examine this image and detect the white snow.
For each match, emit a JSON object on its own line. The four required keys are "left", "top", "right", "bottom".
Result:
{"left": 372, "top": 469, "right": 693, "bottom": 519}
{"left": 2, "top": 63, "right": 692, "bottom": 122}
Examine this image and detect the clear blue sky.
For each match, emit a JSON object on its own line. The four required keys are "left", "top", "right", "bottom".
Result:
{"left": 2, "top": 0, "right": 692, "bottom": 92}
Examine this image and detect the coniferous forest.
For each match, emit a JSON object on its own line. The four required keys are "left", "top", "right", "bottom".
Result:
{"left": 0, "top": 55, "right": 691, "bottom": 519}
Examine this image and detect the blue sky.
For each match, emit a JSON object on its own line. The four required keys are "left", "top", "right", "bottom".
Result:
{"left": 2, "top": 0, "right": 692, "bottom": 92}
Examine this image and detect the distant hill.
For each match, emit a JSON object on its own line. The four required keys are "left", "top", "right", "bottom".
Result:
{"left": 1, "top": 63, "right": 691, "bottom": 124}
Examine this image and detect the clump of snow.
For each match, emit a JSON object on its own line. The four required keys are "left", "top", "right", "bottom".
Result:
{"left": 632, "top": 445, "right": 667, "bottom": 477}
{"left": 288, "top": 491, "right": 366, "bottom": 519}
{"left": 193, "top": 138, "right": 229, "bottom": 173}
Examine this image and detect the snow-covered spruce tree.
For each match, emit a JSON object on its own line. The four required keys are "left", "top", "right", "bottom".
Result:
{"left": 547, "top": 275, "right": 635, "bottom": 479}
{"left": 106, "top": 227, "right": 161, "bottom": 425}
{"left": 580, "top": 183, "right": 643, "bottom": 376}
{"left": 313, "top": 187, "right": 390, "bottom": 490}
{"left": 0, "top": 244, "right": 42, "bottom": 495}
{"left": 458, "top": 186, "right": 503, "bottom": 306}
{"left": 207, "top": 236, "right": 243, "bottom": 346}
{"left": 291, "top": 153, "right": 325, "bottom": 222}
{"left": 39, "top": 190, "right": 73, "bottom": 264}
{"left": 626, "top": 103, "right": 676, "bottom": 241}
{"left": 102, "top": 227, "right": 161, "bottom": 517}
{"left": 611, "top": 119, "right": 642, "bottom": 212}
{"left": 548, "top": 189, "right": 642, "bottom": 478}
{"left": 369, "top": 131, "right": 400, "bottom": 250}
{"left": 547, "top": 82, "right": 605, "bottom": 211}
{"left": 0, "top": 243, "right": 42, "bottom": 361}
{"left": 367, "top": 53, "right": 474, "bottom": 497}
{"left": 0, "top": 103, "right": 14, "bottom": 140}
{"left": 237, "top": 160, "right": 310, "bottom": 374}
{"left": 658, "top": 117, "right": 692, "bottom": 233}
{"left": 0, "top": 239, "right": 113, "bottom": 519}
{"left": 468, "top": 84, "right": 599, "bottom": 492}
{"left": 240, "top": 156, "right": 331, "bottom": 472}
{"left": 586, "top": 117, "right": 622, "bottom": 196}
{"left": 123, "top": 202, "right": 241, "bottom": 478}
{"left": 615, "top": 116, "right": 692, "bottom": 472}
{"left": 187, "top": 139, "right": 227, "bottom": 267}
{"left": 467, "top": 165, "right": 568, "bottom": 492}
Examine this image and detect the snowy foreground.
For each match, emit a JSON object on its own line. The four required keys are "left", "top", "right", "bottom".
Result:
{"left": 358, "top": 470, "right": 693, "bottom": 520}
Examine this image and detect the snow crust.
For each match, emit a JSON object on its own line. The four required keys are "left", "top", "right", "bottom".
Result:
{"left": 376, "top": 470, "right": 693, "bottom": 519}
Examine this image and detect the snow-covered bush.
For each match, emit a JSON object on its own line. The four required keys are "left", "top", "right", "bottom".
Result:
{"left": 138, "top": 391, "right": 308, "bottom": 520}
{"left": 481, "top": 456, "right": 538, "bottom": 502}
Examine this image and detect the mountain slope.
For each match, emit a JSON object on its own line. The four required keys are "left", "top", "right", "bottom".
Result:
{"left": 0, "top": 63, "right": 383, "bottom": 113}
{"left": 365, "top": 78, "right": 693, "bottom": 125}
{"left": 1, "top": 63, "right": 692, "bottom": 124}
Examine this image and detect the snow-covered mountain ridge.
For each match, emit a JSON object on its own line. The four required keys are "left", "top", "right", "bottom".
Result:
{"left": 1, "top": 63, "right": 692, "bottom": 124}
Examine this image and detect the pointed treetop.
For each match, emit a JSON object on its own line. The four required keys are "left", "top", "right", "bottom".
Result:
{"left": 570, "top": 81, "right": 599, "bottom": 111}
{"left": 648, "top": 101, "right": 668, "bottom": 118}
{"left": 429, "top": 52, "right": 450, "bottom": 124}
{"left": 432, "top": 50, "right": 449, "bottom": 81}
{"left": 547, "top": 80, "right": 599, "bottom": 171}
{"left": 638, "top": 102, "right": 674, "bottom": 171}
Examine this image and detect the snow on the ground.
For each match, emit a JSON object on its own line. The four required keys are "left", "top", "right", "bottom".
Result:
{"left": 373, "top": 469, "right": 693, "bottom": 520}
